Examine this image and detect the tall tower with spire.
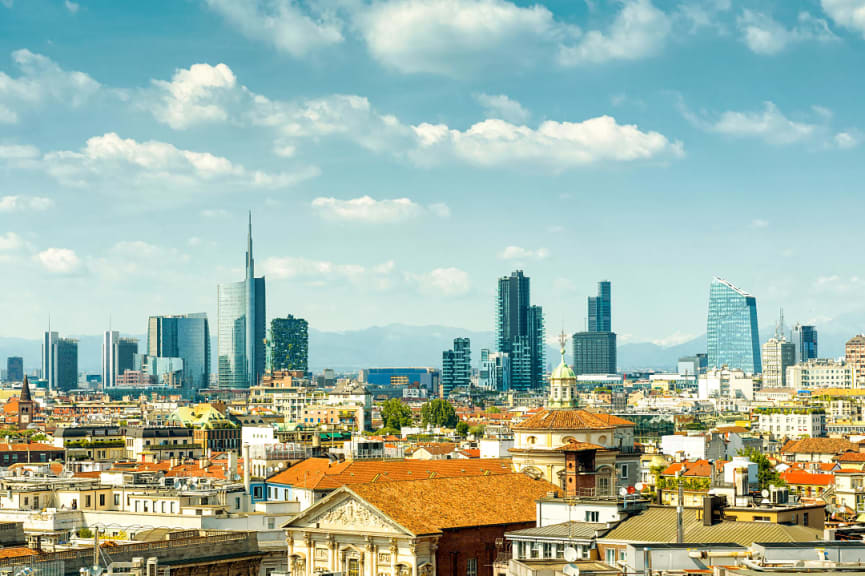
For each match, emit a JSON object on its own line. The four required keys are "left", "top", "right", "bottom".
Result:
{"left": 548, "top": 331, "right": 577, "bottom": 409}
{"left": 217, "top": 213, "right": 267, "bottom": 388}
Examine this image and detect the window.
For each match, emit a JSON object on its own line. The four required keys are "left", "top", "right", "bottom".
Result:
{"left": 620, "top": 464, "right": 628, "bottom": 479}
{"left": 315, "top": 549, "right": 328, "bottom": 561}
{"left": 804, "top": 513, "right": 809, "bottom": 525}
{"left": 114, "top": 494, "right": 120, "bottom": 506}
{"left": 267, "top": 517, "right": 275, "bottom": 529}
{"left": 598, "top": 476, "right": 610, "bottom": 496}
{"left": 543, "top": 543, "right": 553, "bottom": 558}
{"left": 585, "top": 511, "right": 599, "bottom": 522}
{"left": 85, "top": 495, "right": 92, "bottom": 508}
{"left": 605, "top": 549, "right": 615, "bottom": 565}
{"left": 556, "top": 544, "right": 565, "bottom": 559}
{"left": 348, "top": 559, "right": 360, "bottom": 576}
{"left": 466, "top": 558, "right": 477, "bottom": 576}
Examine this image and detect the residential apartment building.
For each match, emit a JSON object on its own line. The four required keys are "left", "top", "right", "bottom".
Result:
{"left": 787, "top": 359, "right": 853, "bottom": 389}
{"left": 762, "top": 337, "right": 795, "bottom": 387}
{"left": 753, "top": 407, "right": 826, "bottom": 438}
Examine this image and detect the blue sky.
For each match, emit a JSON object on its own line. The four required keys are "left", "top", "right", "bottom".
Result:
{"left": 1, "top": 0, "right": 865, "bottom": 348}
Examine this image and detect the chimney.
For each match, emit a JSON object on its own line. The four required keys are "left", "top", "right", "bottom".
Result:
{"left": 228, "top": 451, "right": 238, "bottom": 480}
{"left": 242, "top": 444, "right": 251, "bottom": 494}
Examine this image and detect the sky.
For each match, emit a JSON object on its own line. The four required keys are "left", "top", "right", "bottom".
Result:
{"left": 1, "top": 0, "right": 865, "bottom": 348}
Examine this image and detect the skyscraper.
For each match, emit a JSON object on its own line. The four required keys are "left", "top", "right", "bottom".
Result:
{"left": 441, "top": 337, "right": 471, "bottom": 398}
{"left": 496, "top": 270, "right": 545, "bottom": 391}
{"left": 102, "top": 331, "right": 139, "bottom": 388}
{"left": 146, "top": 313, "right": 211, "bottom": 394}
{"left": 572, "top": 280, "right": 617, "bottom": 375}
{"left": 5, "top": 357, "right": 23, "bottom": 383}
{"left": 267, "top": 314, "right": 309, "bottom": 373}
{"left": 762, "top": 337, "right": 795, "bottom": 387}
{"left": 102, "top": 330, "right": 119, "bottom": 388}
{"left": 792, "top": 324, "right": 818, "bottom": 363}
{"left": 707, "top": 277, "right": 761, "bottom": 373}
{"left": 572, "top": 332, "right": 617, "bottom": 375}
{"left": 846, "top": 335, "right": 865, "bottom": 388}
{"left": 43, "top": 332, "right": 78, "bottom": 392}
{"left": 587, "top": 280, "right": 611, "bottom": 332}
{"left": 218, "top": 214, "right": 266, "bottom": 388}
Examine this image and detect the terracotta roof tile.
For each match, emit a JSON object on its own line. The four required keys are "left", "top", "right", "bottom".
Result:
{"left": 513, "top": 409, "right": 634, "bottom": 431}
{"left": 782, "top": 438, "right": 858, "bottom": 455}
{"left": 781, "top": 470, "right": 834, "bottom": 486}
{"left": 837, "top": 451, "right": 865, "bottom": 462}
{"left": 348, "top": 473, "right": 559, "bottom": 535}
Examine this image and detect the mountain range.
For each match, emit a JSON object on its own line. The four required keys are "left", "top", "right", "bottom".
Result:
{"left": 0, "top": 323, "right": 852, "bottom": 375}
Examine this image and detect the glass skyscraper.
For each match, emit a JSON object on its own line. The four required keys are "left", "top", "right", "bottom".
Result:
{"left": 146, "top": 313, "right": 211, "bottom": 395}
{"left": 43, "top": 331, "right": 78, "bottom": 392}
{"left": 496, "top": 270, "right": 545, "bottom": 391}
{"left": 792, "top": 323, "right": 818, "bottom": 363}
{"left": 588, "top": 280, "right": 611, "bottom": 332}
{"left": 441, "top": 337, "right": 471, "bottom": 398}
{"left": 707, "top": 277, "right": 761, "bottom": 373}
{"left": 217, "top": 215, "right": 266, "bottom": 388}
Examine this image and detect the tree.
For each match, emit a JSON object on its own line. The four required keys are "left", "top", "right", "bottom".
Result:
{"left": 740, "top": 447, "right": 784, "bottom": 490}
{"left": 485, "top": 406, "right": 501, "bottom": 414}
{"left": 469, "top": 425, "right": 485, "bottom": 437}
{"left": 456, "top": 421, "right": 469, "bottom": 436}
{"left": 380, "top": 399, "right": 412, "bottom": 431}
{"left": 421, "top": 399, "right": 458, "bottom": 427}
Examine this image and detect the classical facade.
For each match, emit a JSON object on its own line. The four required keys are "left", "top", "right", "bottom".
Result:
{"left": 284, "top": 474, "right": 559, "bottom": 576}
{"left": 510, "top": 409, "right": 639, "bottom": 492}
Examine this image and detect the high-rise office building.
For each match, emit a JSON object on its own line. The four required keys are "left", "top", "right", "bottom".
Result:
{"left": 267, "top": 314, "right": 309, "bottom": 373}
{"left": 43, "top": 332, "right": 78, "bottom": 392}
{"left": 102, "top": 331, "right": 119, "bottom": 388}
{"left": 102, "top": 332, "right": 139, "bottom": 389}
{"left": 762, "top": 337, "right": 796, "bottom": 387}
{"left": 678, "top": 353, "right": 708, "bottom": 376}
{"left": 5, "top": 357, "right": 23, "bottom": 382}
{"left": 441, "top": 337, "right": 471, "bottom": 398}
{"left": 707, "top": 277, "right": 761, "bottom": 374}
{"left": 218, "top": 214, "right": 266, "bottom": 388}
{"left": 588, "top": 280, "right": 611, "bottom": 332}
{"left": 572, "top": 280, "right": 617, "bottom": 375}
{"left": 792, "top": 324, "right": 818, "bottom": 363}
{"left": 572, "top": 332, "right": 617, "bottom": 375}
{"left": 146, "top": 313, "right": 211, "bottom": 394}
{"left": 478, "top": 348, "right": 510, "bottom": 391}
{"left": 496, "top": 270, "right": 545, "bottom": 391}
{"left": 846, "top": 335, "right": 865, "bottom": 388}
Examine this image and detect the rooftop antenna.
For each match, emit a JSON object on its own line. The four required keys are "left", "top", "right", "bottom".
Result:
{"left": 776, "top": 308, "right": 785, "bottom": 339}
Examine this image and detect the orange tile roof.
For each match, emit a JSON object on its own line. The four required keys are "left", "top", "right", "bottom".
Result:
{"left": 348, "top": 473, "right": 559, "bottom": 535}
{"left": 558, "top": 441, "right": 607, "bottom": 452}
{"left": 0, "top": 442, "right": 63, "bottom": 452}
{"left": 513, "top": 409, "right": 634, "bottom": 430}
{"left": 0, "top": 547, "right": 38, "bottom": 559}
{"left": 782, "top": 438, "right": 858, "bottom": 455}
{"left": 459, "top": 448, "right": 481, "bottom": 458}
{"left": 662, "top": 459, "right": 714, "bottom": 477}
{"left": 269, "top": 457, "right": 513, "bottom": 490}
{"left": 837, "top": 451, "right": 865, "bottom": 462}
{"left": 781, "top": 470, "right": 834, "bottom": 486}
{"left": 412, "top": 443, "right": 457, "bottom": 456}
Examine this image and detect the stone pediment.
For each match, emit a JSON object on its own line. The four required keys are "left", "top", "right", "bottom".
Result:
{"left": 296, "top": 495, "right": 408, "bottom": 535}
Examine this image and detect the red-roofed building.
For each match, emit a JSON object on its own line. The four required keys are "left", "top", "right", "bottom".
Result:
{"left": 780, "top": 469, "right": 834, "bottom": 499}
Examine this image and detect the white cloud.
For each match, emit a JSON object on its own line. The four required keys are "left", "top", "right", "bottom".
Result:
{"left": 201, "top": 208, "right": 231, "bottom": 218}
{"left": 558, "top": 0, "right": 670, "bottom": 65}
{"left": 261, "top": 256, "right": 386, "bottom": 288}
{"left": 750, "top": 218, "right": 769, "bottom": 229}
{"left": 0, "top": 231, "right": 24, "bottom": 253}
{"left": 409, "top": 267, "right": 471, "bottom": 296}
{"left": 835, "top": 131, "right": 860, "bottom": 148}
{"left": 311, "top": 196, "right": 449, "bottom": 223}
{"left": 499, "top": 245, "right": 549, "bottom": 260}
{"left": 652, "top": 331, "right": 697, "bottom": 347}
{"left": 142, "top": 63, "right": 682, "bottom": 171}
{"left": 737, "top": 10, "right": 836, "bottom": 55}
{"left": 814, "top": 275, "right": 865, "bottom": 294}
{"left": 821, "top": 0, "right": 865, "bottom": 37}
{"left": 704, "top": 102, "right": 817, "bottom": 145}
{"left": 0, "top": 196, "right": 54, "bottom": 212}
{"left": 675, "top": 0, "right": 731, "bottom": 35}
{"left": 0, "top": 144, "right": 40, "bottom": 159}
{"left": 355, "top": 0, "right": 578, "bottom": 76}
{"left": 36, "top": 247, "right": 81, "bottom": 275}
{"left": 65, "top": 0, "right": 79, "bottom": 13}
{"left": 474, "top": 93, "right": 530, "bottom": 124}
{"left": 148, "top": 63, "right": 237, "bottom": 129}
{"left": 90, "top": 240, "right": 191, "bottom": 281}
{"left": 428, "top": 202, "right": 451, "bottom": 218}
{"left": 0, "top": 49, "right": 100, "bottom": 123}
{"left": 40, "top": 132, "right": 317, "bottom": 192}
{"left": 204, "top": 0, "right": 343, "bottom": 58}
{"left": 412, "top": 116, "right": 683, "bottom": 168}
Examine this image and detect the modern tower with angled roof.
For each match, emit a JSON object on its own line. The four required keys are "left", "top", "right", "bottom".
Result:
{"left": 707, "top": 277, "right": 761, "bottom": 374}
{"left": 217, "top": 213, "right": 266, "bottom": 388}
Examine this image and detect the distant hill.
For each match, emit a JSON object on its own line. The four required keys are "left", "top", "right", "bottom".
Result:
{"left": 0, "top": 322, "right": 851, "bottom": 376}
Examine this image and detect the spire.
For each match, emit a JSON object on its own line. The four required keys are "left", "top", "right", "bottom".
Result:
{"left": 246, "top": 210, "right": 254, "bottom": 278}
{"left": 20, "top": 375, "right": 31, "bottom": 402}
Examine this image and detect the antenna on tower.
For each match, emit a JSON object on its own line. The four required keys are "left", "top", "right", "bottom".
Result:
{"left": 776, "top": 308, "right": 785, "bottom": 339}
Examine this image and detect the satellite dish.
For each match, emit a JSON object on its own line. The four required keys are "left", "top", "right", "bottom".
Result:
{"left": 619, "top": 487, "right": 628, "bottom": 497}
{"left": 635, "top": 482, "right": 645, "bottom": 491}
{"left": 564, "top": 548, "right": 579, "bottom": 563}
{"left": 761, "top": 489, "right": 769, "bottom": 498}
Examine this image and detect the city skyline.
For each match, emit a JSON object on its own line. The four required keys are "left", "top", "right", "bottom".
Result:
{"left": 2, "top": 1, "right": 865, "bottom": 345}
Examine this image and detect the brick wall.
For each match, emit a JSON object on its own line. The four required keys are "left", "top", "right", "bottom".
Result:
{"left": 436, "top": 523, "right": 534, "bottom": 576}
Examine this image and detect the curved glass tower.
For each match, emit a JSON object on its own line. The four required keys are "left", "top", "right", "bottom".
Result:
{"left": 707, "top": 277, "right": 761, "bottom": 374}
{"left": 217, "top": 214, "right": 266, "bottom": 388}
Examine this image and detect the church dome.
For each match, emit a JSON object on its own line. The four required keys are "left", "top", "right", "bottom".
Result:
{"left": 551, "top": 357, "right": 576, "bottom": 381}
